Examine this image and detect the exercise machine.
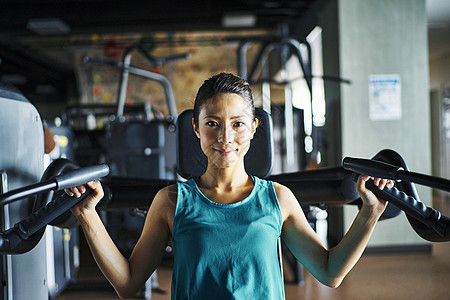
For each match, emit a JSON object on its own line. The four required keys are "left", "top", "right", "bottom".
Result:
{"left": 1, "top": 80, "right": 448, "bottom": 300}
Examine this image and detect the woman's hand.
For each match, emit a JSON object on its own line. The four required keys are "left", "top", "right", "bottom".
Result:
{"left": 64, "top": 180, "right": 104, "bottom": 216}
{"left": 356, "top": 175, "right": 394, "bottom": 216}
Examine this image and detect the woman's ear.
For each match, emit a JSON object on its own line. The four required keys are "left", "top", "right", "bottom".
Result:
{"left": 192, "top": 118, "right": 200, "bottom": 138}
{"left": 251, "top": 118, "right": 259, "bottom": 139}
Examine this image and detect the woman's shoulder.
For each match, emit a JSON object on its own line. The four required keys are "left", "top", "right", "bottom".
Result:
{"left": 269, "top": 180, "right": 292, "bottom": 196}
{"left": 154, "top": 183, "right": 178, "bottom": 210}
{"left": 252, "top": 176, "right": 292, "bottom": 198}
{"left": 270, "top": 181, "right": 298, "bottom": 207}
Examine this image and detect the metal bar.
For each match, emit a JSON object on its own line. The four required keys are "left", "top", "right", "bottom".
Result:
{"left": 284, "top": 83, "right": 295, "bottom": 170}
{"left": 398, "top": 171, "right": 450, "bottom": 192}
{"left": 116, "top": 50, "right": 132, "bottom": 118}
{"left": 286, "top": 38, "right": 312, "bottom": 92}
{"left": 125, "top": 66, "right": 178, "bottom": 121}
{"left": 247, "top": 42, "right": 274, "bottom": 83}
{"left": 262, "top": 63, "right": 271, "bottom": 113}
{"left": 0, "top": 181, "right": 57, "bottom": 207}
{"left": 0, "top": 170, "right": 13, "bottom": 300}
{"left": 237, "top": 40, "right": 252, "bottom": 80}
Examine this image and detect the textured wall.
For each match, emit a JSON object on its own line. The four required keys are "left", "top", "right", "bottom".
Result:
{"left": 338, "top": 0, "right": 431, "bottom": 247}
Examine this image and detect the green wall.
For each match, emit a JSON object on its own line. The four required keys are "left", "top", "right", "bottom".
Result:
{"left": 323, "top": 0, "right": 432, "bottom": 248}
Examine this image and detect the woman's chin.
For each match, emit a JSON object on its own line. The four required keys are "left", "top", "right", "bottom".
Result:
{"left": 209, "top": 156, "right": 238, "bottom": 169}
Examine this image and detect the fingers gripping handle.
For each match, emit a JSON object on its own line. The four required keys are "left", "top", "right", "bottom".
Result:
{"left": 55, "top": 163, "right": 110, "bottom": 190}
{"left": 14, "top": 188, "right": 93, "bottom": 240}
{"left": 13, "top": 163, "right": 110, "bottom": 240}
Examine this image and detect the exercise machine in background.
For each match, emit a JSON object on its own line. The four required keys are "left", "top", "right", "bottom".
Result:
{"left": 1, "top": 48, "right": 449, "bottom": 300}
{"left": 1, "top": 85, "right": 448, "bottom": 300}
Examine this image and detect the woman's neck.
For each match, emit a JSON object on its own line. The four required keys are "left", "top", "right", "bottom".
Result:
{"left": 199, "top": 162, "right": 250, "bottom": 191}
{"left": 197, "top": 163, "right": 254, "bottom": 205}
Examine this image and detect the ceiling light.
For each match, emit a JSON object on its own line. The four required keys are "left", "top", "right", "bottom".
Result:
{"left": 222, "top": 13, "right": 257, "bottom": 28}
{"left": 27, "top": 18, "right": 71, "bottom": 35}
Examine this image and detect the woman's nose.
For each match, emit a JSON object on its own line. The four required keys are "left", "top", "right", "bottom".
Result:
{"left": 218, "top": 124, "right": 234, "bottom": 144}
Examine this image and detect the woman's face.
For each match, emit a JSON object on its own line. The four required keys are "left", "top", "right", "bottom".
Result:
{"left": 193, "top": 93, "right": 258, "bottom": 169}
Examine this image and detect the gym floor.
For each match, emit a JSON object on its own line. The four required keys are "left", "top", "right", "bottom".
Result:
{"left": 57, "top": 242, "right": 449, "bottom": 300}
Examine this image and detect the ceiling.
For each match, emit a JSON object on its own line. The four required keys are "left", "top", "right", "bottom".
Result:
{"left": 0, "top": 0, "right": 448, "bottom": 103}
{"left": 0, "top": 0, "right": 325, "bottom": 102}
{"left": 427, "top": 0, "right": 450, "bottom": 60}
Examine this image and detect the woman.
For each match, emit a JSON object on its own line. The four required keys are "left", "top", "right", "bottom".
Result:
{"left": 66, "top": 72, "right": 394, "bottom": 299}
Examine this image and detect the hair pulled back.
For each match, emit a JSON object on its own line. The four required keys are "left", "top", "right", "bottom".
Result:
{"left": 193, "top": 72, "right": 255, "bottom": 125}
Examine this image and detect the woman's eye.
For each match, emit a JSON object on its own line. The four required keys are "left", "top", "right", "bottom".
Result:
{"left": 234, "top": 121, "right": 245, "bottom": 127}
{"left": 206, "top": 121, "right": 218, "bottom": 127}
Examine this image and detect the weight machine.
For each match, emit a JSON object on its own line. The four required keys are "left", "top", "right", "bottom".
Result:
{"left": 1, "top": 45, "right": 449, "bottom": 300}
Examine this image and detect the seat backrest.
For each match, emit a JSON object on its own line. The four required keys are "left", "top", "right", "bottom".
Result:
{"left": 176, "top": 108, "right": 273, "bottom": 179}
{"left": 104, "top": 120, "right": 168, "bottom": 179}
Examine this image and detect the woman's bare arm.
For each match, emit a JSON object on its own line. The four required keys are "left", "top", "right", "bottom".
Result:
{"left": 67, "top": 182, "right": 176, "bottom": 299}
{"left": 277, "top": 175, "right": 392, "bottom": 288}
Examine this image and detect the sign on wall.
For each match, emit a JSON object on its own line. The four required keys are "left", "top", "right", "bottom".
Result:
{"left": 368, "top": 74, "right": 402, "bottom": 120}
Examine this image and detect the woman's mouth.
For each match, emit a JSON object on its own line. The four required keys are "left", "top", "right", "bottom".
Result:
{"left": 214, "top": 148, "right": 236, "bottom": 156}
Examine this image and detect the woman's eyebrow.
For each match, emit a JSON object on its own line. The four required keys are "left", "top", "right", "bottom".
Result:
{"left": 203, "top": 114, "right": 220, "bottom": 119}
{"left": 203, "top": 114, "right": 246, "bottom": 120}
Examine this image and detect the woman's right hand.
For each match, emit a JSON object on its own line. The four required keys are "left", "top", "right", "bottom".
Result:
{"left": 64, "top": 180, "right": 104, "bottom": 216}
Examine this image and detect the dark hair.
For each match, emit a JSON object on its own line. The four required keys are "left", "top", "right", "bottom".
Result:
{"left": 193, "top": 72, "right": 255, "bottom": 125}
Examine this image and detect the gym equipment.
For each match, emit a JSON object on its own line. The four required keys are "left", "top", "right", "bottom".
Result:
{"left": 82, "top": 45, "right": 190, "bottom": 298}
{"left": 237, "top": 30, "right": 351, "bottom": 172}
{"left": 83, "top": 44, "right": 190, "bottom": 120}
{"left": 83, "top": 44, "right": 191, "bottom": 180}
{"left": 1, "top": 82, "right": 448, "bottom": 300}
{"left": 0, "top": 161, "right": 109, "bottom": 299}
{"left": 97, "top": 111, "right": 450, "bottom": 242}
{"left": 0, "top": 83, "right": 47, "bottom": 300}
{"left": 105, "top": 119, "right": 169, "bottom": 179}
{"left": 0, "top": 162, "right": 110, "bottom": 254}
{"left": 343, "top": 151, "right": 450, "bottom": 242}
{"left": 238, "top": 32, "right": 309, "bottom": 172}
{"left": 0, "top": 82, "right": 112, "bottom": 299}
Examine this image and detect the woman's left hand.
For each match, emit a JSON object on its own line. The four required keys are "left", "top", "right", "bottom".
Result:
{"left": 356, "top": 175, "right": 394, "bottom": 215}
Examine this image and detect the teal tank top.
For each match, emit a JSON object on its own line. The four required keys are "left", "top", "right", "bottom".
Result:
{"left": 171, "top": 176, "right": 285, "bottom": 299}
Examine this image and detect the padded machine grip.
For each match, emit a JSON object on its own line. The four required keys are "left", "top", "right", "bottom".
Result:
{"left": 364, "top": 180, "right": 447, "bottom": 237}
{"left": 14, "top": 188, "right": 93, "bottom": 240}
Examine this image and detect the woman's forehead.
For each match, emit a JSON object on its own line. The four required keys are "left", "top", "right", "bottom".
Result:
{"left": 200, "top": 93, "right": 253, "bottom": 117}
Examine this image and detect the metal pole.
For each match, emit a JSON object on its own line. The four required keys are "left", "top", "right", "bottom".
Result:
{"left": 116, "top": 51, "right": 132, "bottom": 118}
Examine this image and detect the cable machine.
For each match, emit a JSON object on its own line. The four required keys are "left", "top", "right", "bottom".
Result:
{"left": 237, "top": 25, "right": 314, "bottom": 173}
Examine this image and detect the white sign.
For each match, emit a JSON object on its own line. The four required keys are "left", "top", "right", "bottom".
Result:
{"left": 368, "top": 74, "right": 402, "bottom": 120}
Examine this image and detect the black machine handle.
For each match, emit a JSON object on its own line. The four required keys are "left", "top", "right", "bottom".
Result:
{"left": 0, "top": 163, "right": 110, "bottom": 254}
{"left": 0, "top": 163, "right": 110, "bottom": 206}
{"left": 55, "top": 164, "right": 109, "bottom": 190}
{"left": 343, "top": 157, "right": 450, "bottom": 192}
{"left": 363, "top": 181, "right": 446, "bottom": 237}
{"left": 343, "top": 157, "right": 404, "bottom": 181}
{"left": 14, "top": 188, "right": 93, "bottom": 241}
{"left": 343, "top": 152, "right": 450, "bottom": 242}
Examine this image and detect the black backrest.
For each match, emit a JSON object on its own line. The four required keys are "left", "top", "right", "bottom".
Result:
{"left": 104, "top": 120, "right": 166, "bottom": 179}
{"left": 176, "top": 108, "right": 273, "bottom": 179}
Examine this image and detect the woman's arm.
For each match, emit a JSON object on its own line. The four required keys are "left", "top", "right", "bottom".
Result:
{"left": 278, "top": 175, "right": 392, "bottom": 288}
{"left": 66, "top": 181, "right": 176, "bottom": 299}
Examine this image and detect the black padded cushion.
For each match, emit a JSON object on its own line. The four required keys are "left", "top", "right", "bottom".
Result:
{"left": 105, "top": 120, "right": 165, "bottom": 179}
{"left": 176, "top": 108, "right": 273, "bottom": 179}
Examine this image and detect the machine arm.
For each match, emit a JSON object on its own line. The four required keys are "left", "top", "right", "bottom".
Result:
{"left": 1, "top": 149, "right": 448, "bottom": 256}
{"left": 0, "top": 162, "right": 110, "bottom": 254}
{"left": 343, "top": 150, "right": 450, "bottom": 242}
